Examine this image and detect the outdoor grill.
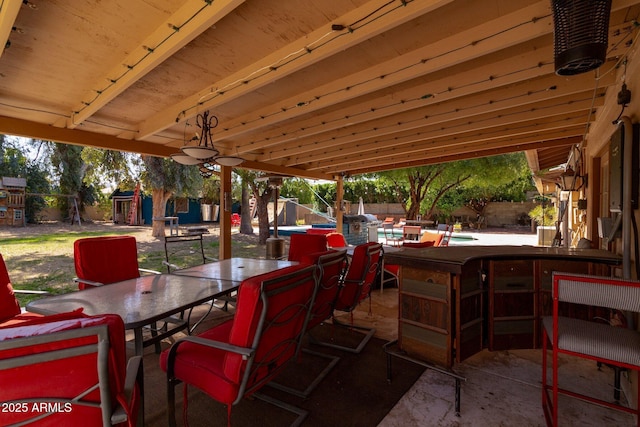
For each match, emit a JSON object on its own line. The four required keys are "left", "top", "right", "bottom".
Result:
{"left": 342, "top": 214, "right": 377, "bottom": 245}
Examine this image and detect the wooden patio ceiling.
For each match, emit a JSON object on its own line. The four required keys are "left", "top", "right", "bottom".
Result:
{"left": 0, "top": 0, "right": 638, "bottom": 181}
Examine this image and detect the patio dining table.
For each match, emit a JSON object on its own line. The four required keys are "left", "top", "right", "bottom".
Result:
{"left": 26, "top": 273, "right": 238, "bottom": 357}
{"left": 25, "top": 258, "right": 298, "bottom": 356}
{"left": 172, "top": 257, "right": 298, "bottom": 282}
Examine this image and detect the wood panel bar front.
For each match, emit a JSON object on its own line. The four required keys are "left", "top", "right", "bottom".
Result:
{"left": 385, "top": 246, "right": 621, "bottom": 369}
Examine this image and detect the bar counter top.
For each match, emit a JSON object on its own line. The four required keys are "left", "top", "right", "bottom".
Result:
{"left": 384, "top": 245, "right": 622, "bottom": 273}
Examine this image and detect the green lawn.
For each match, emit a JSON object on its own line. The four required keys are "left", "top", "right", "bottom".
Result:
{"left": 2, "top": 227, "right": 263, "bottom": 307}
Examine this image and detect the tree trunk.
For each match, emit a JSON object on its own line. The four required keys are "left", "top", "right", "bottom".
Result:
{"left": 255, "top": 188, "right": 274, "bottom": 244}
{"left": 239, "top": 182, "right": 254, "bottom": 235}
{"left": 151, "top": 188, "right": 172, "bottom": 238}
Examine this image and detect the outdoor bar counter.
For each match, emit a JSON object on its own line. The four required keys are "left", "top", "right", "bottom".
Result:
{"left": 384, "top": 245, "right": 622, "bottom": 368}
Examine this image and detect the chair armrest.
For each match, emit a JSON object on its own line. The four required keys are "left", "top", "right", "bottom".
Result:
{"left": 13, "top": 289, "right": 51, "bottom": 296}
{"left": 111, "top": 355, "right": 142, "bottom": 425}
{"left": 161, "top": 260, "right": 181, "bottom": 271}
{"left": 170, "top": 335, "right": 254, "bottom": 360}
{"left": 139, "top": 267, "right": 161, "bottom": 275}
{"left": 73, "top": 277, "right": 106, "bottom": 287}
{"left": 124, "top": 355, "right": 142, "bottom": 403}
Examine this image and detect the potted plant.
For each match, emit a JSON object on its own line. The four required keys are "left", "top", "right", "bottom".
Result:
{"left": 529, "top": 196, "right": 557, "bottom": 246}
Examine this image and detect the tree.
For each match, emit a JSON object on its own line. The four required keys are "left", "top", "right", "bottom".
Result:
{"left": 378, "top": 164, "right": 468, "bottom": 220}
{"left": 81, "top": 148, "right": 140, "bottom": 190}
{"left": 280, "top": 177, "right": 315, "bottom": 204}
{"left": 343, "top": 175, "right": 395, "bottom": 203}
{"left": 239, "top": 181, "right": 254, "bottom": 235}
{"left": 0, "top": 136, "right": 51, "bottom": 223}
{"left": 141, "top": 156, "right": 202, "bottom": 238}
{"left": 311, "top": 182, "right": 336, "bottom": 215}
{"left": 447, "top": 154, "right": 534, "bottom": 221}
{"left": 50, "top": 143, "right": 87, "bottom": 220}
{"left": 376, "top": 153, "right": 532, "bottom": 221}
{"left": 235, "top": 169, "right": 277, "bottom": 244}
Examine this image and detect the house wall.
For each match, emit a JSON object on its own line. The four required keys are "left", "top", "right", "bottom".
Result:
{"left": 583, "top": 41, "right": 639, "bottom": 272}
{"left": 580, "top": 36, "right": 640, "bottom": 408}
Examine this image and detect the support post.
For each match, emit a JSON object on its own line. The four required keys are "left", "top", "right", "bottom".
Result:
{"left": 219, "top": 165, "right": 232, "bottom": 260}
{"left": 336, "top": 175, "right": 344, "bottom": 234}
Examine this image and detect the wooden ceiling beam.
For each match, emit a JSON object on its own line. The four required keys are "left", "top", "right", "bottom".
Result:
{"left": 0, "top": 0, "right": 22, "bottom": 61}
{"left": 305, "top": 120, "right": 587, "bottom": 172}
{"left": 0, "top": 115, "right": 176, "bottom": 157}
{"left": 328, "top": 133, "right": 583, "bottom": 174}
{"left": 346, "top": 136, "right": 583, "bottom": 174}
{"left": 230, "top": 42, "right": 558, "bottom": 153}
{"left": 235, "top": 160, "right": 332, "bottom": 181}
{"left": 62, "top": 0, "right": 245, "bottom": 129}
{"left": 217, "top": 1, "right": 554, "bottom": 143}
{"left": 263, "top": 73, "right": 611, "bottom": 162}
{"left": 281, "top": 94, "right": 602, "bottom": 165}
{"left": 136, "top": 0, "right": 454, "bottom": 140}
{"left": 228, "top": 17, "right": 627, "bottom": 152}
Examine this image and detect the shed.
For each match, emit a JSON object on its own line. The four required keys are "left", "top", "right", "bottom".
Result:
{"left": 0, "top": 177, "right": 26, "bottom": 227}
{"left": 110, "top": 188, "right": 142, "bottom": 225}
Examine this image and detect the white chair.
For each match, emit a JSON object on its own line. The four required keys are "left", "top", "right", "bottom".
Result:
{"left": 541, "top": 272, "right": 640, "bottom": 426}
{"left": 382, "top": 222, "right": 403, "bottom": 247}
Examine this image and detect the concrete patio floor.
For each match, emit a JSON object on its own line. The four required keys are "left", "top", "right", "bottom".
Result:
{"left": 349, "top": 285, "right": 636, "bottom": 427}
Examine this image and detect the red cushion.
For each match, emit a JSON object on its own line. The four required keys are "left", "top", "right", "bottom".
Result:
{"left": 159, "top": 320, "right": 238, "bottom": 405}
{"left": 74, "top": 236, "right": 141, "bottom": 290}
{"left": 305, "top": 228, "right": 336, "bottom": 235}
{"left": 326, "top": 232, "right": 348, "bottom": 248}
{"left": 0, "top": 309, "right": 85, "bottom": 329}
{"left": 288, "top": 234, "right": 328, "bottom": 262}
{"left": 0, "top": 254, "right": 21, "bottom": 323}
{"left": 335, "top": 242, "right": 381, "bottom": 311}
{"left": 225, "top": 265, "right": 311, "bottom": 382}
{"left": 160, "top": 264, "right": 315, "bottom": 406}
{"left": 0, "top": 314, "right": 134, "bottom": 427}
{"left": 0, "top": 313, "right": 42, "bottom": 328}
{"left": 301, "top": 250, "right": 346, "bottom": 329}
{"left": 384, "top": 264, "right": 400, "bottom": 274}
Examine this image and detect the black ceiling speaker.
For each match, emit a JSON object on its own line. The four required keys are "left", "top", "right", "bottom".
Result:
{"left": 551, "top": 0, "right": 612, "bottom": 76}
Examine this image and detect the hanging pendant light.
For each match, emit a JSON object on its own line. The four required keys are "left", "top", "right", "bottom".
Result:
{"left": 214, "top": 156, "right": 244, "bottom": 167}
{"left": 171, "top": 153, "right": 202, "bottom": 165}
{"left": 181, "top": 111, "right": 220, "bottom": 160}
{"left": 172, "top": 111, "right": 244, "bottom": 172}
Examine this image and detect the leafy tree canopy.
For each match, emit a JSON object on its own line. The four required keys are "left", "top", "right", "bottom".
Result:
{"left": 0, "top": 136, "right": 51, "bottom": 222}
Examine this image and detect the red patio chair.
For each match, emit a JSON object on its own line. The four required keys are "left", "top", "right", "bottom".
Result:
{"left": 73, "top": 236, "right": 186, "bottom": 353}
{"left": 326, "top": 232, "right": 348, "bottom": 248}
{"left": 160, "top": 264, "right": 317, "bottom": 427}
{"left": 312, "top": 242, "right": 382, "bottom": 353}
{"left": 270, "top": 249, "right": 348, "bottom": 397}
{"left": 0, "top": 253, "right": 49, "bottom": 328}
{"left": 73, "top": 236, "right": 159, "bottom": 290}
{"left": 231, "top": 213, "right": 241, "bottom": 227}
{"left": 0, "top": 314, "right": 141, "bottom": 427}
{"left": 287, "top": 233, "right": 328, "bottom": 262}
